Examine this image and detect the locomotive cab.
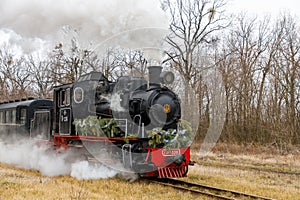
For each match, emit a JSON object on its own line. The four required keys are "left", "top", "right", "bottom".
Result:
{"left": 53, "top": 84, "right": 74, "bottom": 135}
{"left": 52, "top": 72, "right": 113, "bottom": 136}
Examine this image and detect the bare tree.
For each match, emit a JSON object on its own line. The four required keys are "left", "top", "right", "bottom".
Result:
{"left": 216, "top": 12, "right": 300, "bottom": 146}
{"left": 49, "top": 38, "right": 101, "bottom": 85}
{"left": 161, "top": 0, "right": 229, "bottom": 138}
{"left": 0, "top": 49, "right": 33, "bottom": 100}
{"left": 95, "top": 47, "right": 149, "bottom": 81}
{"left": 162, "top": 0, "right": 228, "bottom": 87}
{"left": 27, "top": 55, "right": 53, "bottom": 98}
{"left": 224, "top": 14, "right": 272, "bottom": 142}
{"left": 271, "top": 14, "right": 300, "bottom": 144}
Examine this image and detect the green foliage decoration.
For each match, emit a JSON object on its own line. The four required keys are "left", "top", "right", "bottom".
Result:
{"left": 148, "top": 119, "right": 193, "bottom": 148}
{"left": 73, "top": 116, "right": 118, "bottom": 137}
{"left": 73, "top": 117, "right": 193, "bottom": 147}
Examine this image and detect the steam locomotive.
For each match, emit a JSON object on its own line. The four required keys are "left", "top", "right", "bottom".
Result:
{"left": 0, "top": 66, "right": 193, "bottom": 178}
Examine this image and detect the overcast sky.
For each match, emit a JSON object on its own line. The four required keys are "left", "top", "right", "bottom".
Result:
{"left": 228, "top": 0, "right": 300, "bottom": 17}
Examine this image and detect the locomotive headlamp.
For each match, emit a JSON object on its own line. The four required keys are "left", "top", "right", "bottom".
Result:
{"left": 160, "top": 71, "right": 175, "bottom": 84}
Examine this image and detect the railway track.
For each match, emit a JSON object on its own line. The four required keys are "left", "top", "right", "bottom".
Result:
{"left": 200, "top": 161, "right": 300, "bottom": 176}
{"left": 150, "top": 178, "right": 275, "bottom": 200}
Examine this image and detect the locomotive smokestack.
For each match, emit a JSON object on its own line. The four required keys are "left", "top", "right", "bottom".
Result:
{"left": 148, "top": 66, "right": 162, "bottom": 85}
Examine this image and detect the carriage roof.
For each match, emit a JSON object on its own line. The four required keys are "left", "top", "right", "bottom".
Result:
{"left": 0, "top": 99, "right": 53, "bottom": 110}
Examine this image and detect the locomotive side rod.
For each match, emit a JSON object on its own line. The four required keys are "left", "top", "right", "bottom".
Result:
{"left": 149, "top": 178, "right": 275, "bottom": 200}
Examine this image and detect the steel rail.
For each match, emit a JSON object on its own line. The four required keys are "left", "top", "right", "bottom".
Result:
{"left": 150, "top": 178, "right": 275, "bottom": 200}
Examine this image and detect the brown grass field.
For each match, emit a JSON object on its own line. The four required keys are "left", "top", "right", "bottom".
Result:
{"left": 0, "top": 142, "right": 299, "bottom": 200}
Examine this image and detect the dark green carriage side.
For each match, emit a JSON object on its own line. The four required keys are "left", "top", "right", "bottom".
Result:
{"left": 0, "top": 99, "right": 53, "bottom": 139}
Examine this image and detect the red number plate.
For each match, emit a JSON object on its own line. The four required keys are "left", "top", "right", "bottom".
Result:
{"left": 162, "top": 149, "right": 180, "bottom": 156}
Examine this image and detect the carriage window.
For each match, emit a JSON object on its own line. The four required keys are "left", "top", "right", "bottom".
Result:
{"left": 2, "top": 111, "right": 6, "bottom": 123}
{"left": 6, "top": 110, "right": 11, "bottom": 123}
{"left": 0, "top": 111, "right": 3, "bottom": 123}
{"left": 12, "top": 110, "right": 16, "bottom": 124}
{"left": 65, "top": 88, "right": 71, "bottom": 105}
{"left": 20, "top": 108, "right": 27, "bottom": 124}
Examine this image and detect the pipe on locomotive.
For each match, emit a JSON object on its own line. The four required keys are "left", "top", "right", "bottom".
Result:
{"left": 148, "top": 66, "right": 175, "bottom": 86}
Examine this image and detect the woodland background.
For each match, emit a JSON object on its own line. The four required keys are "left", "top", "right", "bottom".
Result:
{"left": 1, "top": 0, "right": 300, "bottom": 148}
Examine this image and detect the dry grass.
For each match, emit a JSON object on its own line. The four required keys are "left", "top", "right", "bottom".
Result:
{"left": 192, "top": 141, "right": 300, "bottom": 156}
{"left": 0, "top": 142, "right": 299, "bottom": 199}
{"left": 0, "top": 163, "right": 202, "bottom": 200}
{"left": 188, "top": 142, "right": 300, "bottom": 200}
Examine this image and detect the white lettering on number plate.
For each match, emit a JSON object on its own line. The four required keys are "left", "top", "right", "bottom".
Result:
{"left": 162, "top": 149, "right": 180, "bottom": 156}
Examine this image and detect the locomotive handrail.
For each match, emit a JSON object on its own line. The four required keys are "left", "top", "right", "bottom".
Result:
{"left": 115, "top": 118, "right": 128, "bottom": 137}
{"left": 141, "top": 122, "right": 145, "bottom": 138}
{"left": 122, "top": 144, "right": 132, "bottom": 168}
{"left": 133, "top": 114, "right": 142, "bottom": 137}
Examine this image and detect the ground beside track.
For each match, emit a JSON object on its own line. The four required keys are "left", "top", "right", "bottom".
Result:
{"left": 187, "top": 142, "right": 300, "bottom": 200}
{"left": 0, "top": 142, "right": 299, "bottom": 199}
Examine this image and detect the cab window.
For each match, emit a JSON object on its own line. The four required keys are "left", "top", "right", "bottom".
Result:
{"left": 60, "top": 90, "right": 66, "bottom": 106}
{"left": 65, "top": 88, "right": 71, "bottom": 105}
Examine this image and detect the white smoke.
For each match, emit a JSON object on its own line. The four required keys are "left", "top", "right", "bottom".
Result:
{"left": 0, "top": 136, "right": 137, "bottom": 181}
{"left": 0, "top": 0, "right": 167, "bottom": 38}
{"left": 97, "top": 92, "right": 126, "bottom": 112}
{"left": 71, "top": 161, "right": 118, "bottom": 180}
{"left": 0, "top": 29, "right": 52, "bottom": 58}
{"left": 0, "top": 0, "right": 168, "bottom": 58}
{"left": 0, "top": 138, "right": 71, "bottom": 176}
{"left": 111, "top": 93, "right": 124, "bottom": 111}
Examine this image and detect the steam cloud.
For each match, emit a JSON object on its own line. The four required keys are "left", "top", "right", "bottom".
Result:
{"left": 0, "top": 0, "right": 168, "bottom": 58}
{"left": 0, "top": 0, "right": 167, "bottom": 38}
{"left": 0, "top": 136, "right": 137, "bottom": 181}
